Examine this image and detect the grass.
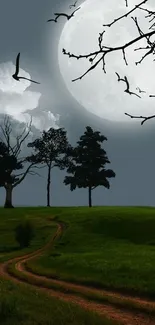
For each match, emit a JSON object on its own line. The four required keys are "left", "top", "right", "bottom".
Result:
{"left": 2, "top": 206, "right": 155, "bottom": 323}
{"left": 22, "top": 206, "right": 155, "bottom": 299}
{"left": 7, "top": 261, "right": 155, "bottom": 318}
{"left": 0, "top": 207, "right": 120, "bottom": 325}
{"left": 0, "top": 278, "right": 117, "bottom": 325}
{"left": 0, "top": 207, "right": 57, "bottom": 263}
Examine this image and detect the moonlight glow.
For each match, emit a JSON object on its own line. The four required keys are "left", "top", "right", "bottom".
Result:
{"left": 58, "top": 0, "right": 155, "bottom": 122}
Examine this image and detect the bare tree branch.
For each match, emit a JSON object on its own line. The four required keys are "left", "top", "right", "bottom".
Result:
{"left": 12, "top": 116, "right": 32, "bottom": 157}
{"left": 61, "top": 0, "right": 155, "bottom": 126}
{"left": 139, "top": 6, "right": 155, "bottom": 29}
{"left": 63, "top": 28, "right": 155, "bottom": 82}
{"left": 15, "top": 164, "right": 45, "bottom": 178}
{"left": 0, "top": 115, "right": 41, "bottom": 188}
{"left": 124, "top": 112, "right": 155, "bottom": 125}
{"left": 0, "top": 116, "right": 14, "bottom": 155}
{"left": 136, "top": 86, "right": 146, "bottom": 93}
{"left": 103, "top": 0, "right": 147, "bottom": 28}
{"left": 131, "top": 16, "right": 155, "bottom": 65}
{"left": 27, "top": 170, "right": 43, "bottom": 177}
{"left": 12, "top": 163, "right": 34, "bottom": 188}
{"left": 115, "top": 72, "right": 141, "bottom": 97}
{"left": 0, "top": 115, "right": 33, "bottom": 159}
{"left": 47, "top": 7, "right": 81, "bottom": 23}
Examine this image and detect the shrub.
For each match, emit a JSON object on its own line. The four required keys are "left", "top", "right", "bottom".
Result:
{"left": 14, "top": 220, "right": 35, "bottom": 249}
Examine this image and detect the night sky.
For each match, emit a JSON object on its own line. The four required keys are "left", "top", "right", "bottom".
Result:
{"left": 0, "top": 0, "right": 155, "bottom": 207}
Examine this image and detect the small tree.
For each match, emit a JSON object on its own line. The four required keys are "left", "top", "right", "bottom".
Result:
{"left": 27, "top": 127, "right": 70, "bottom": 207}
{"left": 0, "top": 116, "right": 38, "bottom": 208}
{"left": 14, "top": 220, "right": 35, "bottom": 249}
{"left": 64, "top": 126, "right": 116, "bottom": 207}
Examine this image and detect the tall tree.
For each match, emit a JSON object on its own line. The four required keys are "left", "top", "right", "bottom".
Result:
{"left": 64, "top": 126, "right": 115, "bottom": 207}
{"left": 27, "top": 127, "right": 69, "bottom": 207}
{"left": 62, "top": 0, "right": 155, "bottom": 125}
{"left": 0, "top": 115, "right": 38, "bottom": 208}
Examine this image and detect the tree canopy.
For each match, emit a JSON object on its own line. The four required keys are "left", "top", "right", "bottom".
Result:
{"left": 28, "top": 127, "right": 70, "bottom": 206}
{"left": 64, "top": 126, "right": 115, "bottom": 207}
{"left": 0, "top": 116, "right": 38, "bottom": 208}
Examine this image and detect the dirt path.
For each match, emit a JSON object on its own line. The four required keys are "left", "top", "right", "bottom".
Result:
{"left": 0, "top": 219, "right": 155, "bottom": 325}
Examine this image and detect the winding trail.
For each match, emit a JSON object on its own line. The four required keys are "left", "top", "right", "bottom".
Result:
{"left": 0, "top": 219, "right": 155, "bottom": 325}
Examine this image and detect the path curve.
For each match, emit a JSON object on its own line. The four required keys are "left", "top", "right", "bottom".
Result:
{"left": 0, "top": 219, "right": 155, "bottom": 325}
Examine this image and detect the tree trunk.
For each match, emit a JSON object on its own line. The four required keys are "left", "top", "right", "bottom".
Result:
{"left": 47, "top": 166, "right": 51, "bottom": 207}
{"left": 88, "top": 186, "right": 92, "bottom": 208}
{"left": 4, "top": 184, "right": 14, "bottom": 208}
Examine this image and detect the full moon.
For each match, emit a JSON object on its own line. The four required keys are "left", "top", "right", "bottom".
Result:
{"left": 58, "top": 0, "right": 155, "bottom": 122}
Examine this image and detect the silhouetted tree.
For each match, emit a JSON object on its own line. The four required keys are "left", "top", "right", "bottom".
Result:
{"left": 0, "top": 116, "right": 38, "bottom": 208}
{"left": 27, "top": 127, "right": 69, "bottom": 207}
{"left": 62, "top": 0, "right": 155, "bottom": 125}
{"left": 64, "top": 126, "right": 116, "bottom": 207}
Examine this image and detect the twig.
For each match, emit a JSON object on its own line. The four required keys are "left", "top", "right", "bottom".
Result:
{"left": 47, "top": 7, "right": 80, "bottom": 23}
{"left": 115, "top": 72, "right": 141, "bottom": 97}
{"left": 136, "top": 87, "right": 146, "bottom": 93}
{"left": 63, "top": 29, "right": 155, "bottom": 82}
{"left": 139, "top": 6, "right": 155, "bottom": 29}
{"left": 102, "top": 0, "right": 147, "bottom": 28}
{"left": 125, "top": 112, "right": 155, "bottom": 125}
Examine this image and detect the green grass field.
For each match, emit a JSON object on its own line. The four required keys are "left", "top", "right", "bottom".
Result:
{"left": 23, "top": 206, "right": 155, "bottom": 299}
{"left": 1, "top": 206, "right": 155, "bottom": 324}
{"left": 0, "top": 207, "right": 120, "bottom": 325}
{"left": 0, "top": 207, "right": 57, "bottom": 263}
{"left": 0, "top": 278, "right": 116, "bottom": 325}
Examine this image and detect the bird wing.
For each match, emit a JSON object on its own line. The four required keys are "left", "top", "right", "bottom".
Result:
{"left": 47, "top": 18, "right": 56, "bottom": 22}
{"left": 54, "top": 13, "right": 68, "bottom": 17}
{"left": 72, "top": 6, "right": 81, "bottom": 15}
{"left": 69, "top": 0, "right": 77, "bottom": 8}
{"left": 15, "top": 53, "right": 20, "bottom": 75}
{"left": 19, "top": 77, "right": 40, "bottom": 84}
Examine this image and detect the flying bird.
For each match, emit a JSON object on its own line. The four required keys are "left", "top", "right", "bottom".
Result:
{"left": 69, "top": 0, "right": 78, "bottom": 9}
{"left": 47, "top": 7, "right": 81, "bottom": 23}
{"left": 12, "top": 53, "right": 40, "bottom": 84}
{"left": 136, "top": 86, "right": 146, "bottom": 93}
{"left": 115, "top": 72, "right": 141, "bottom": 98}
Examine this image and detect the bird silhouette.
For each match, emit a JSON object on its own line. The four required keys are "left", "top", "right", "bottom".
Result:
{"left": 12, "top": 53, "right": 40, "bottom": 84}
{"left": 136, "top": 86, "right": 146, "bottom": 93}
{"left": 69, "top": 0, "right": 78, "bottom": 9}
{"left": 115, "top": 72, "right": 141, "bottom": 98}
{"left": 47, "top": 7, "right": 81, "bottom": 23}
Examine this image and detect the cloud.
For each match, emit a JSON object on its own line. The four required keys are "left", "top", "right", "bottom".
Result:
{"left": 0, "top": 61, "right": 60, "bottom": 130}
{"left": 23, "top": 111, "right": 60, "bottom": 131}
